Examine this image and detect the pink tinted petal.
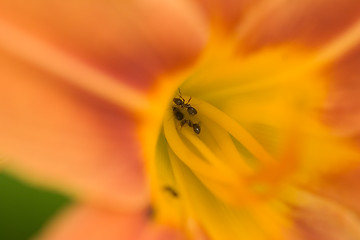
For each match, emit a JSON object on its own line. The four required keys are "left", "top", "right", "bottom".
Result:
{"left": 323, "top": 43, "right": 360, "bottom": 143}
{"left": 0, "top": 0, "right": 207, "bottom": 91}
{"left": 288, "top": 191, "right": 360, "bottom": 240}
{"left": 0, "top": 51, "right": 148, "bottom": 210}
{"left": 38, "top": 205, "right": 182, "bottom": 240}
{"left": 241, "top": 0, "right": 360, "bottom": 51}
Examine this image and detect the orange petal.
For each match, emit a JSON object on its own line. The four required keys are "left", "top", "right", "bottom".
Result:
{"left": 240, "top": 0, "right": 360, "bottom": 52}
{"left": 309, "top": 164, "right": 360, "bottom": 215}
{"left": 139, "top": 222, "right": 185, "bottom": 240}
{"left": 287, "top": 190, "right": 360, "bottom": 240}
{"left": 0, "top": 51, "right": 148, "bottom": 210}
{"left": 0, "top": 0, "right": 207, "bottom": 91}
{"left": 37, "top": 204, "right": 183, "bottom": 240}
{"left": 193, "top": 0, "right": 261, "bottom": 29}
{"left": 323, "top": 43, "right": 360, "bottom": 142}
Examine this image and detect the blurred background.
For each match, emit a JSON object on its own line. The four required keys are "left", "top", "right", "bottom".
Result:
{"left": 0, "top": 172, "right": 70, "bottom": 240}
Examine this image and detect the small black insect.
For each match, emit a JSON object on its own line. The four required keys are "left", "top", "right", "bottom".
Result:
{"left": 187, "top": 106, "right": 197, "bottom": 115}
{"left": 163, "top": 186, "right": 178, "bottom": 197}
{"left": 180, "top": 119, "right": 193, "bottom": 127}
{"left": 173, "top": 89, "right": 197, "bottom": 116}
{"left": 172, "top": 107, "right": 184, "bottom": 121}
{"left": 180, "top": 119, "right": 200, "bottom": 134}
{"left": 173, "top": 97, "right": 184, "bottom": 106}
{"left": 193, "top": 123, "right": 201, "bottom": 134}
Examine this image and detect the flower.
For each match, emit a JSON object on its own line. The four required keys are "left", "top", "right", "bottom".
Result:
{"left": 1, "top": 0, "right": 360, "bottom": 240}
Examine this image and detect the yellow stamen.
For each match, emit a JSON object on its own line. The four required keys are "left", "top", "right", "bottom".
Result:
{"left": 191, "top": 97, "right": 275, "bottom": 167}
{"left": 152, "top": 133, "right": 184, "bottom": 226}
{"left": 200, "top": 116, "right": 254, "bottom": 176}
{"left": 163, "top": 114, "right": 235, "bottom": 184}
{"left": 181, "top": 127, "right": 235, "bottom": 176}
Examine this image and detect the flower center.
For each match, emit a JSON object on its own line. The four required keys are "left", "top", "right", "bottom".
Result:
{"left": 163, "top": 92, "right": 297, "bottom": 207}
{"left": 148, "top": 85, "right": 303, "bottom": 238}
{"left": 145, "top": 37, "right": 331, "bottom": 238}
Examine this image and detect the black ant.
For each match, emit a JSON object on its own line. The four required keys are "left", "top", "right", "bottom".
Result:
{"left": 172, "top": 106, "right": 184, "bottom": 121}
{"left": 173, "top": 89, "right": 197, "bottom": 116}
{"left": 163, "top": 186, "right": 178, "bottom": 197}
{"left": 180, "top": 119, "right": 192, "bottom": 127}
{"left": 193, "top": 123, "right": 201, "bottom": 134}
{"left": 180, "top": 119, "right": 201, "bottom": 134}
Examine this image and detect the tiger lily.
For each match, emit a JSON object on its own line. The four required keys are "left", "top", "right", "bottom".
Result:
{"left": 0, "top": 0, "right": 360, "bottom": 239}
